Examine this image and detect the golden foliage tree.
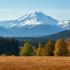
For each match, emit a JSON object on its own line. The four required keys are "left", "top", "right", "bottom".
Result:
{"left": 66, "top": 39, "right": 70, "bottom": 56}
{"left": 20, "top": 42, "right": 34, "bottom": 56}
{"left": 45, "top": 39, "right": 55, "bottom": 56}
{"left": 54, "top": 39, "right": 68, "bottom": 56}
{"left": 36, "top": 43, "right": 46, "bottom": 56}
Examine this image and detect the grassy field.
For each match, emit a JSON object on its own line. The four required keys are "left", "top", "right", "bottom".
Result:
{"left": 0, "top": 56, "right": 70, "bottom": 70}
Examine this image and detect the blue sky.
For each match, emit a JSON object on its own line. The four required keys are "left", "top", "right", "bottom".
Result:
{"left": 0, "top": 0, "right": 70, "bottom": 21}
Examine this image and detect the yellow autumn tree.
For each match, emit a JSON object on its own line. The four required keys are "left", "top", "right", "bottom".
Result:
{"left": 36, "top": 43, "right": 46, "bottom": 56}
{"left": 45, "top": 39, "right": 55, "bottom": 56}
{"left": 20, "top": 41, "right": 34, "bottom": 56}
{"left": 54, "top": 38, "right": 68, "bottom": 56}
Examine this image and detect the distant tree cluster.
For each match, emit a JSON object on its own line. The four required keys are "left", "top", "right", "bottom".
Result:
{"left": 0, "top": 37, "right": 19, "bottom": 56}
{"left": 20, "top": 38, "right": 70, "bottom": 56}
{"left": 0, "top": 37, "right": 70, "bottom": 56}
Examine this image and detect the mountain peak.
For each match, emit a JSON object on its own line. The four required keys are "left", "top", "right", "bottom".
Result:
{"left": 0, "top": 11, "right": 66, "bottom": 37}
{"left": 18, "top": 11, "right": 41, "bottom": 21}
{"left": 16, "top": 11, "right": 59, "bottom": 27}
{"left": 28, "top": 11, "right": 43, "bottom": 17}
{"left": 29, "top": 11, "right": 38, "bottom": 15}
{"left": 29, "top": 11, "right": 41, "bottom": 14}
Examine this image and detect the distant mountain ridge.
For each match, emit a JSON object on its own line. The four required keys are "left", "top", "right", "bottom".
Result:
{"left": 0, "top": 11, "right": 69, "bottom": 37}
{"left": 15, "top": 30, "right": 70, "bottom": 43}
{"left": 45, "top": 30, "right": 70, "bottom": 40}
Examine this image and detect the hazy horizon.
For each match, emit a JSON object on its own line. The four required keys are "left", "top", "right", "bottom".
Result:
{"left": 0, "top": 0, "right": 70, "bottom": 21}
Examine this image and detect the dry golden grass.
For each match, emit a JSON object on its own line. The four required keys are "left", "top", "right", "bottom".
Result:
{"left": 0, "top": 56, "right": 70, "bottom": 70}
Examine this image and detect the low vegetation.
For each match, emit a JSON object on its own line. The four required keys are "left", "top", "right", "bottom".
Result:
{"left": 20, "top": 38, "right": 70, "bottom": 56}
{"left": 0, "top": 37, "right": 70, "bottom": 56}
{"left": 0, "top": 57, "right": 70, "bottom": 70}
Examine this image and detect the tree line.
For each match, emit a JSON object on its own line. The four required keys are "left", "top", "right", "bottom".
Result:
{"left": 20, "top": 38, "right": 70, "bottom": 56}
{"left": 0, "top": 37, "right": 19, "bottom": 56}
{"left": 0, "top": 37, "right": 70, "bottom": 56}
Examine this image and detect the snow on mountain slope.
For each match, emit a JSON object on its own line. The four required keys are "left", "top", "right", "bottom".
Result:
{"left": 10, "top": 25, "right": 63, "bottom": 37}
{"left": 12, "top": 11, "right": 59, "bottom": 28}
{"left": 60, "top": 20, "right": 70, "bottom": 29}
{"left": 0, "top": 20, "right": 19, "bottom": 28}
{"left": 0, "top": 11, "right": 65, "bottom": 37}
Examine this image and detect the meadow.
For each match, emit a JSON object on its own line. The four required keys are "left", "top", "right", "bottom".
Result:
{"left": 0, "top": 56, "right": 70, "bottom": 70}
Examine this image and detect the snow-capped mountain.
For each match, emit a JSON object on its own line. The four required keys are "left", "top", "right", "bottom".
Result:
{"left": 11, "top": 11, "right": 59, "bottom": 28}
{"left": 60, "top": 20, "right": 70, "bottom": 29}
{"left": 0, "top": 11, "right": 65, "bottom": 37}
